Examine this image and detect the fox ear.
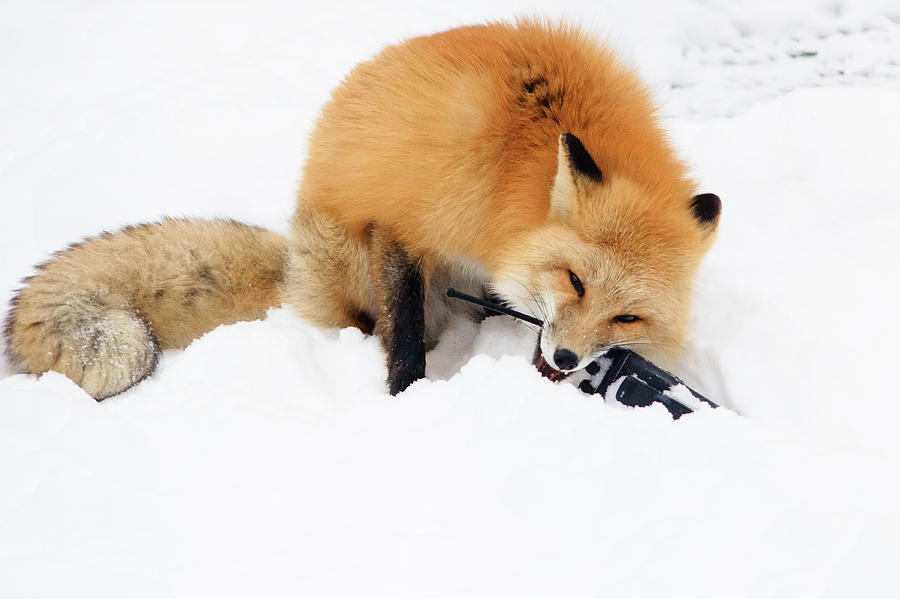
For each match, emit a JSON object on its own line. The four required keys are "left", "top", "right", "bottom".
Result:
{"left": 550, "top": 133, "right": 602, "bottom": 222}
{"left": 691, "top": 193, "right": 721, "bottom": 228}
{"left": 560, "top": 132, "right": 602, "bottom": 182}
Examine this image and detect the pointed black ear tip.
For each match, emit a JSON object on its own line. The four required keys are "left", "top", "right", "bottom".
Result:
{"left": 691, "top": 193, "right": 721, "bottom": 225}
{"left": 559, "top": 132, "right": 579, "bottom": 155}
{"left": 559, "top": 132, "right": 602, "bottom": 182}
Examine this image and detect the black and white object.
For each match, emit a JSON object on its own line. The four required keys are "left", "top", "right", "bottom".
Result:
{"left": 446, "top": 288, "right": 718, "bottom": 419}
{"left": 578, "top": 348, "right": 718, "bottom": 419}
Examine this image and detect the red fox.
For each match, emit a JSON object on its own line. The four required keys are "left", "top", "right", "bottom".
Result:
{"left": 4, "top": 20, "right": 720, "bottom": 399}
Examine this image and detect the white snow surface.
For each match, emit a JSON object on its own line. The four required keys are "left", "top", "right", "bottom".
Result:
{"left": 2, "top": 1, "right": 900, "bottom": 597}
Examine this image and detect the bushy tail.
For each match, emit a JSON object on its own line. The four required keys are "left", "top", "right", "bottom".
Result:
{"left": 4, "top": 218, "right": 287, "bottom": 399}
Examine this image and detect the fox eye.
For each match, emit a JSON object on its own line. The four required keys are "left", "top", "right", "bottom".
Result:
{"left": 612, "top": 314, "right": 642, "bottom": 324}
{"left": 568, "top": 270, "right": 584, "bottom": 297}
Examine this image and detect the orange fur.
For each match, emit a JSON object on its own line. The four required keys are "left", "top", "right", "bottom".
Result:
{"left": 288, "top": 19, "right": 719, "bottom": 374}
{"left": 300, "top": 21, "right": 695, "bottom": 261}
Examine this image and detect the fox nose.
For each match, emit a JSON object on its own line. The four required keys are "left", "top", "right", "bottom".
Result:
{"left": 552, "top": 348, "right": 579, "bottom": 371}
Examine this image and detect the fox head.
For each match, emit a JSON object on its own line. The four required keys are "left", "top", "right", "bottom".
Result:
{"left": 491, "top": 133, "right": 721, "bottom": 375}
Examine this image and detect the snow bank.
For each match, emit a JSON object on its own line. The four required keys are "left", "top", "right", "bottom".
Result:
{"left": 2, "top": 308, "right": 897, "bottom": 598}
{"left": 678, "top": 88, "right": 900, "bottom": 447}
{"left": 2, "top": 1, "right": 900, "bottom": 598}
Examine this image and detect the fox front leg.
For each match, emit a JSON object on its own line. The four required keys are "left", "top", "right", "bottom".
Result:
{"left": 370, "top": 229, "right": 426, "bottom": 395}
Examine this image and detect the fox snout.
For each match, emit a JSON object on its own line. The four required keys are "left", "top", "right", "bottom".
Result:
{"left": 551, "top": 348, "right": 579, "bottom": 370}
{"left": 535, "top": 328, "right": 597, "bottom": 377}
{"left": 532, "top": 332, "right": 598, "bottom": 383}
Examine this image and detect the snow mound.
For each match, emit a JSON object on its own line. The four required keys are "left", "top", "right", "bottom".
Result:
{"left": 4, "top": 86, "right": 900, "bottom": 594}
{"left": 3, "top": 1, "right": 900, "bottom": 597}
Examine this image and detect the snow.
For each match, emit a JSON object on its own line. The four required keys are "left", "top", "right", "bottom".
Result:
{"left": 2, "top": 1, "right": 900, "bottom": 597}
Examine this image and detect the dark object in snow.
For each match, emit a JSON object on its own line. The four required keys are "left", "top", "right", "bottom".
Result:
{"left": 579, "top": 348, "right": 718, "bottom": 419}
{"left": 445, "top": 288, "right": 543, "bottom": 326}
{"left": 446, "top": 288, "right": 718, "bottom": 419}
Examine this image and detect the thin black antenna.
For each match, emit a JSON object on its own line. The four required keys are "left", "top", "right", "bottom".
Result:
{"left": 446, "top": 288, "right": 544, "bottom": 327}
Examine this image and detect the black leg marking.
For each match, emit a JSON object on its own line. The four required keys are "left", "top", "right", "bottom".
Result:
{"left": 350, "top": 309, "right": 376, "bottom": 336}
{"left": 380, "top": 244, "right": 426, "bottom": 396}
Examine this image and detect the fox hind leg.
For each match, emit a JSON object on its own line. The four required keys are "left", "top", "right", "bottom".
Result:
{"left": 286, "top": 208, "right": 426, "bottom": 394}
{"left": 370, "top": 229, "right": 426, "bottom": 395}
{"left": 285, "top": 205, "right": 376, "bottom": 332}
